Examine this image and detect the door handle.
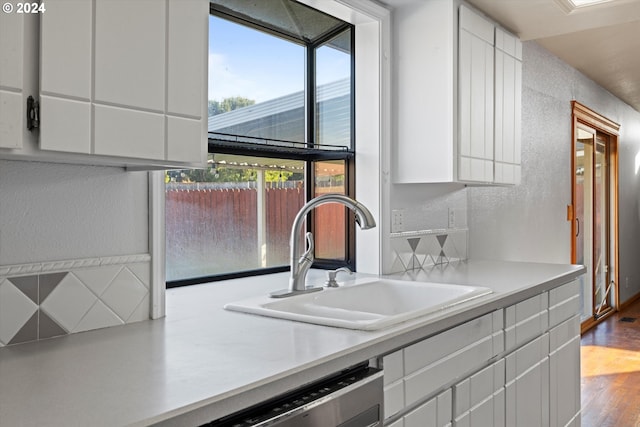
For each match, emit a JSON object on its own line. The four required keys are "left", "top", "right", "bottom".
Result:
{"left": 576, "top": 218, "right": 580, "bottom": 237}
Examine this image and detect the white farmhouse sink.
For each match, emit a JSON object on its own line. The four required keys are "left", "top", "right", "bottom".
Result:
{"left": 224, "top": 278, "right": 492, "bottom": 330}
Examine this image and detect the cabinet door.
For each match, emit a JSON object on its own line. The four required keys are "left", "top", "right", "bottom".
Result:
{"left": 0, "top": 13, "right": 37, "bottom": 149}
{"left": 404, "top": 389, "right": 452, "bottom": 427}
{"left": 458, "top": 5, "right": 494, "bottom": 183}
{"left": 549, "top": 316, "right": 581, "bottom": 427}
{"left": 40, "top": 0, "right": 206, "bottom": 166}
{"left": 548, "top": 280, "right": 580, "bottom": 329}
{"left": 494, "top": 28, "right": 522, "bottom": 185}
{"left": 505, "top": 334, "right": 550, "bottom": 427}
{"left": 454, "top": 359, "right": 505, "bottom": 427}
{"left": 40, "top": 0, "right": 92, "bottom": 154}
{"left": 383, "top": 349, "right": 405, "bottom": 419}
{"left": 504, "top": 292, "right": 548, "bottom": 353}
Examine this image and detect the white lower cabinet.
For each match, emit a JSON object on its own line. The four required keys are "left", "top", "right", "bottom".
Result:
{"left": 549, "top": 315, "right": 581, "bottom": 427}
{"left": 382, "top": 280, "right": 581, "bottom": 427}
{"left": 505, "top": 334, "right": 550, "bottom": 427}
{"left": 454, "top": 360, "right": 505, "bottom": 427}
{"left": 406, "top": 389, "right": 452, "bottom": 427}
{"left": 382, "top": 311, "right": 503, "bottom": 425}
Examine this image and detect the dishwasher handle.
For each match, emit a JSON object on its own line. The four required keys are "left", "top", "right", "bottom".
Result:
{"left": 206, "top": 365, "right": 384, "bottom": 427}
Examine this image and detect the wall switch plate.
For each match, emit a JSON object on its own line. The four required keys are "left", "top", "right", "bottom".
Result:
{"left": 448, "top": 208, "right": 455, "bottom": 228}
{"left": 391, "top": 209, "right": 404, "bottom": 233}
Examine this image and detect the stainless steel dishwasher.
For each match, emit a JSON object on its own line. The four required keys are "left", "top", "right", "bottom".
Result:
{"left": 205, "top": 363, "right": 383, "bottom": 427}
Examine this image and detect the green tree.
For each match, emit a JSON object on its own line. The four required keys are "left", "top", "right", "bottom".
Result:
{"left": 208, "top": 96, "right": 255, "bottom": 116}
{"left": 265, "top": 170, "right": 294, "bottom": 182}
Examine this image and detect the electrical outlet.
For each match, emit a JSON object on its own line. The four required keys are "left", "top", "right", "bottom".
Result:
{"left": 448, "top": 208, "right": 455, "bottom": 229}
{"left": 391, "top": 209, "right": 404, "bottom": 233}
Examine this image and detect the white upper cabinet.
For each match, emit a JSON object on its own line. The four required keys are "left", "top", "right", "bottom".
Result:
{"left": 458, "top": 5, "right": 495, "bottom": 183}
{"left": 0, "top": 13, "right": 38, "bottom": 150}
{"left": 494, "top": 28, "right": 523, "bottom": 185}
{"left": 40, "top": 0, "right": 92, "bottom": 154}
{"left": 393, "top": 0, "right": 457, "bottom": 184}
{"left": 392, "top": 1, "right": 522, "bottom": 185}
{"left": 1, "top": 0, "right": 207, "bottom": 168}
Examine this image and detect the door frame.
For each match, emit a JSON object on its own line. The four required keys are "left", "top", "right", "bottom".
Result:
{"left": 570, "top": 101, "right": 620, "bottom": 333}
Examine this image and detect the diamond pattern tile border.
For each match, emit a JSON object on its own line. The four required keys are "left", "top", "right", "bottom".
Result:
{"left": 0, "top": 258, "right": 151, "bottom": 346}
{"left": 389, "top": 229, "right": 468, "bottom": 273}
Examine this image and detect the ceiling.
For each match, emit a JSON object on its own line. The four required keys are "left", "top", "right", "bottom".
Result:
{"left": 380, "top": 0, "right": 640, "bottom": 112}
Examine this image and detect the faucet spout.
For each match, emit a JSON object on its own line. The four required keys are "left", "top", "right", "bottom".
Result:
{"left": 270, "top": 194, "right": 376, "bottom": 298}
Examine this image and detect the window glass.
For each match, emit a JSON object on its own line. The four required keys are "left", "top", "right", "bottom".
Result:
{"left": 316, "top": 29, "right": 352, "bottom": 148}
{"left": 208, "top": 15, "right": 305, "bottom": 142}
{"left": 166, "top": 3, "right": 354, "bottom": 285}
{"left": 313, "top": 160, "right": 347, "bottom": 260}
{"left": 165, "top": 155, "right": 305, "bottom": 282}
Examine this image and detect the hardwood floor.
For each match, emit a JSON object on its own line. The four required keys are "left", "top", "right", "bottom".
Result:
{"left": 581, "top": 298, "right": 640, "bottom": 427}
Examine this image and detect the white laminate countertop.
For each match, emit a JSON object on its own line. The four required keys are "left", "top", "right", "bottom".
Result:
{"left": 0, "top": 260, "right": 584, "bottom": 427}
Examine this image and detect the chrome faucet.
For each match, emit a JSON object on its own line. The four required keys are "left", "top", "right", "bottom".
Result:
{"left": 270, "top": 194, "right": 376, "bottom": 298}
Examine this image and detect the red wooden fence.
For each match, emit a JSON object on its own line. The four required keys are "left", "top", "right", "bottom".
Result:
{"left": 165, "top": 185, "right": 347, "bottom": 280}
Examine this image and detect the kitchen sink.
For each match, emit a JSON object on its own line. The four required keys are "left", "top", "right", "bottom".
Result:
{"left": 224, "top": 278, "right": 492, "bottom": 330}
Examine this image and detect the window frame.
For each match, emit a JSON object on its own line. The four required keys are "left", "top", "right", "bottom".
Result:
{"left": 165, "top": 3, "right": 357, "bottom": 288}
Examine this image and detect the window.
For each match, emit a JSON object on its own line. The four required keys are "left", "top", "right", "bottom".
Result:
{"left": 166, "top": 0, "right": 355, "bottom": 286}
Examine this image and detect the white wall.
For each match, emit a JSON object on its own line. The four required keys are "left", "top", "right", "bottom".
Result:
{"left": 0, "top": 159, "right": 148, "bottom": 265}
{"left": 390, "top": 183, "right": 467, "bottom": 231}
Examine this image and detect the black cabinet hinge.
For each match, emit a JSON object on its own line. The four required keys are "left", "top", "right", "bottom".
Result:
{"left": 27, "top": 96, "right": 39, "bottom": 131}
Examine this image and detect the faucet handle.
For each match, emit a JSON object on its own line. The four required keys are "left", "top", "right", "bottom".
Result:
{"left": 299, "top": 232, "right": 314, "bottom": 264}
{"left": 325, "top": 267, "right": 353, "bottom": 287}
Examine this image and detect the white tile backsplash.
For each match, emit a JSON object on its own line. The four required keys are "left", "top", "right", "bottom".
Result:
{"left": 41, "top": 273, "right": 98, "bottom": 332}
{"left": 74, "top": 265, "right": 122, "bottom": 296}
{"left": 0, "top": 279, "right": 38, "bottom": 343}
{"left": 101, "top": 268, "right": 148, "bottom": 320}
{"left": 0, "top": 254, "right": 151, "bottom": 346}
{"left": 75, "top": 300, "right": 124, "bottom": 333}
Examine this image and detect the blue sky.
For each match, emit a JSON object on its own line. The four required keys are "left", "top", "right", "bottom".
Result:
{"left": 209, "top": 15, "right": 350, "bottom": 103}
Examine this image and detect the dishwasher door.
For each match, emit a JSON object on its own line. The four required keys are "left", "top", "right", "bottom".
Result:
{"left": 207, "top": 364, "right": 383, "bottom": 427}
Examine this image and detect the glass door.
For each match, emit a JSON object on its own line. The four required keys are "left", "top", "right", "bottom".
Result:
{"left": 593, "top": 135, "right": 612, "bottom": 316}
{"left": 574, "top": 124, "right": 612, "bottom": 323}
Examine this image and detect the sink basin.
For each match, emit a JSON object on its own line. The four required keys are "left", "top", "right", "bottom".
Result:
{"left": 224, "top": 278, "right": 492, "bottom": 330}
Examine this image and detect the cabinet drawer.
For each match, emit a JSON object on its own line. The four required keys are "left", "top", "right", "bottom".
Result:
{"left": 404, "top": 312, "right": 498, "bottom": 374}
{"left": 548, "top": 280, "right": 580, "bottom": 328}
{"left": 405, "top": 333, "right": 494, "bottom": 407}
{"left": 549, "top": 315, "right": 580, "bottom": 353}
{"left": 403, "top": 312, "right": 502, "bottom": 407}
{"left": 504, "top": 293, "right": 548, "bottom": 352}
